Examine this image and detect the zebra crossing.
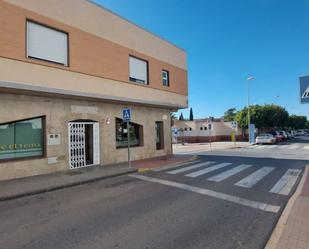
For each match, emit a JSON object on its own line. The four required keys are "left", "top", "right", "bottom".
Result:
{"left": 234, "top": 167, "right": 274, "bottom": 188}
{"left": 269, "top": 169, "right": 302, "bottom": 195}
{"left": 250, "top": 144, "right": 309, "bottom": 150}
{"left": 167, "top": 161, "right": 214, "bottom": 174}
{"left": 185, "top": 163, "right": 232, "bottom": 178}
{"left": 207, "top": 164, "right": 252, "bottom": 182}
{"left": 163, "top": 160, "right": 302, "bottom": 196}
{"left": 175, "top": 143, "right": 309, "bottom": 156}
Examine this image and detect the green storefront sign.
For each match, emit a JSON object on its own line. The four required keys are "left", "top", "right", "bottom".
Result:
{"left": 0, "top": 117, "right": 43, "bottom": 160}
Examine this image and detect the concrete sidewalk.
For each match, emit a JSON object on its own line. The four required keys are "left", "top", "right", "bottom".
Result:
{"left": 265, "top": 165, "right": 309, "bottom": 249}
{"left": 0, "top": 155, "right": 193, "bottom": 201}
{"left": 173, "top": 141, "right": 250, "bottom": 154}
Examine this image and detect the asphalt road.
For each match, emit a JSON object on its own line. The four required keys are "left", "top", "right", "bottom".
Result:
{"left": 0, "top": 140, "right": 308, "bottom": 249}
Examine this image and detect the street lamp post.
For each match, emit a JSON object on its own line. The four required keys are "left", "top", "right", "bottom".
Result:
{"left": 247, "top": 76, "right": 254, "bottom": 143}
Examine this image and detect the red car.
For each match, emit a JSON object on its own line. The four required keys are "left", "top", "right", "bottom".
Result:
{"left": 270, "top": 131, "right": 284, "bottom": 142}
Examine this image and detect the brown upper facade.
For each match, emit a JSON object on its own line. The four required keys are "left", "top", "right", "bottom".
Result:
{"left": 0, "top": 0, "right": 188, "bottom": 108}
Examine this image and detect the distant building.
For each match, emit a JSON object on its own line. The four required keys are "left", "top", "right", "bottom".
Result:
{"left": 173, "top": 118, "right": 244, "bottom": 143}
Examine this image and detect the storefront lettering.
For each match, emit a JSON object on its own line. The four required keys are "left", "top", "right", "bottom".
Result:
{"left": 0, "top": 143, "right": 42, "bottom": 151}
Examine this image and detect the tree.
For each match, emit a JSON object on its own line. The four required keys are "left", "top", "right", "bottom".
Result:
{"left": 189, "top": 108, "right": 194, "bottom": 121}
{"left": 235, "top": 104, "right": 289, "bottom": 130}
{"left": 223, "top": 108, "right": 237, "bottom": 121}
{"left": 258, "top": 104, "right": 289, "bottom": 129}
{"left": 286, "top": 115, "right": 307, "bottom": 129}
{"left": 170, "top": 112, "right": 177, "bottom": 126}
{"left": 179, "top": 112, "right": 184, "bottom": 120}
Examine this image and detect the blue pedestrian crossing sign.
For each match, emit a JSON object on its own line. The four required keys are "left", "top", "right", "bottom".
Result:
{"left": 231, "top": 121, "right": 237, "bottom": 129}
{"left": 300, "top": 76, "right": 309, "bottom": 104}
{"left": 122, "top": 108, "right": 131, "bottom": 122}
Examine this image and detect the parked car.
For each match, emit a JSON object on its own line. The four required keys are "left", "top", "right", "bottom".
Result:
{"left": 255, "top": 133, "right": 276, "bottom": 144}
{"left": 279, "top": 131, "right": 288, "bottom": 140}
{"left": 286, "top": 132, "right": 293, "bottom": 139}
{"left": 291, "top": 130, "right": 297, "bottom": 137}
{"left": 269, "top": 131, "right": 284, "bottom": 142}
{"left": 296, "top": 130, "right": 305, "bottom": 136}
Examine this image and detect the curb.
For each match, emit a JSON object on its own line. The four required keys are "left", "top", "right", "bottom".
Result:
{"left": 136, "top": 155, "right": 198, "bottom": 173}
{"left": 149, "top": 155, "right": 199, "bottom": 172}
{"left": 138, "top": 168, "right": 152, "bottom": 173}
{"left": 264, "top": 165, "right": 309, "bottom": 249}
{"left": 0, "top": 168, "right": 137, "bottom": 202}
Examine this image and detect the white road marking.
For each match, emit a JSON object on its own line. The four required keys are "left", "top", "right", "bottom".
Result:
{"left": 270, "top": 169, "right": 302, "bottom": 195}
{"left": 207, "top": 164, "right": 252, "bottom": 182}
{"left": 255, "top": 146, "right": 265, "bottom": 150}
{"left": 167, "top": 161, "right": 215, "bottom": 174}
{"left": 304, "top": 145, "right": 309, "bottom": 150}
{"left": 268, "top": 145, "right": 277, "bottom": 149}
{"left": 185, "top": 162, "right": 232, "bottom": 178}
{"left": 153, "top": 160, "right": 201, "bottom": 172}
{"left": 279, "top": 145, "right": 289, "bottom": 149}
{"left": 176, "top": 149, "right": 207, "bottom": 155}
{"left": 130, "top": 174, "right": 280, "bottom": 213}
{"left": 289, "top": 145, "right": 299, "bottom": 150}
{"left": 235, "top": 167, "right": 275, "bottom": 188}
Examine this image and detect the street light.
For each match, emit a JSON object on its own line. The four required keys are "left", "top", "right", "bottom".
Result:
{"left": 247, "top": 76, "right": 254, "bottom": 143}
{"left": 273, "top": 95, "right": 280, "bottom": 105}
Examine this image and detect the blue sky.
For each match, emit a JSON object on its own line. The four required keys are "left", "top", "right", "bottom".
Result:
{"left": 93, "top": 0, "right": 309, "bottom": 119}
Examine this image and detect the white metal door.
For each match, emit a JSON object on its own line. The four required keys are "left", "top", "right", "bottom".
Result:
{"left": 68, "top": 122, "right": 100, "bottom": 169}
{"left": 68, "top": 123, "right": 86, "bottom": 169}
{"left": 93, "top": 122, "right": 100, "bottom": 165}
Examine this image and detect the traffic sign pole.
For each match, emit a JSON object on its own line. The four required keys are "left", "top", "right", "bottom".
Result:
{"left": 231, "top": 121, "right": 237, "bottom": 147}
{"left": 122, "top": 108, "right": 132, "bottom": 168}
{"left": 127, "top": 121, "right": 131, "bottom": 168}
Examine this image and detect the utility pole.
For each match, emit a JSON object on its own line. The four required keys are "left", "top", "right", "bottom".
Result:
{"left": 247, "top": 76, "right": 254, "bottom": 143}
{"left": 127, "top": 120, "right": 131, "bottom": 168}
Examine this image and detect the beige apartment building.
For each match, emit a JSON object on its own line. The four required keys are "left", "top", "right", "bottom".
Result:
{"left": 0, "top": 0, "right": 188, "bottom": 181}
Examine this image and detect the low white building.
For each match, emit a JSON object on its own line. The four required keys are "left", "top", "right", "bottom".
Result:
{"left": 173, "top": 118, "right": 244, "bottom": 143}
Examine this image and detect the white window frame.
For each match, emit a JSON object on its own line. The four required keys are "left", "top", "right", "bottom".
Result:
{"left": 26, "top": 20, "right": 68, "bottom": 66}
{"left": 129, "top": 56, "right": 148, "bottom": 84}
{"left": 162, "top": 70, "right": 169, "bottom": 86}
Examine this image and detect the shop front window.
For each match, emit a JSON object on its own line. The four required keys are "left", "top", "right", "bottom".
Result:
{"left": 0, "top": 117, "right": 44, "bottom": 160}
{"left": 115, "top": 118, "right": 143, "bottom": 148}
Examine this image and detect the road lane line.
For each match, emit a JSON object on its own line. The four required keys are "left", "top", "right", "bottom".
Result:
{"left": 279, "top": 145, "right": 289, "bottom": 149}
{"left": 185, "top": 162, "right": 232, "bottom": 178}
{"left": 270, "top": 169, "right": 302, "bottom": 195}
{"left": 235, "top": 167, "right": 275, "bottom": 188}
{"left": 207, "top": 164, "right": 252, "bottom": 182}
{"left": 167, "top": 161, "right": 215, "bottom": 174}
{"left": 255, "top": 146, "right": 265, "bottom": 150}
{"left": 289, "top": 145, "right": 299, "bottom": 149}
{"left": 130, "top": 174, "right": 280, "bottom": 213}
{"left": 176, "top": 150, "right": 208, "bottom": 155}
{"left": 153, "top": 160, "right": 201, "bottom": 172}
{"left": 267, "top": 145, "right": 275, "bottom": 149}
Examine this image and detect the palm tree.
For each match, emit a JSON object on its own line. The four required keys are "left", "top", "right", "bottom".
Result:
{"left": 170, "top": 112, "right": 177, "bottom": 126}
